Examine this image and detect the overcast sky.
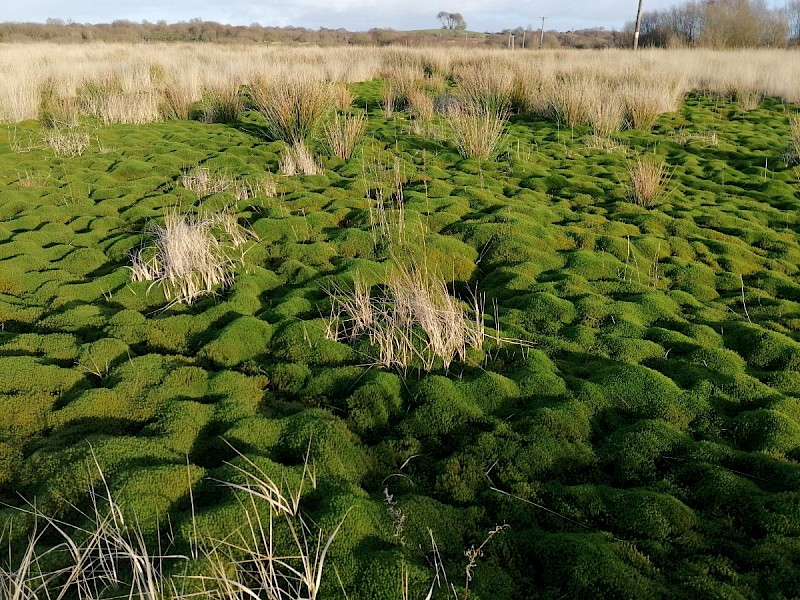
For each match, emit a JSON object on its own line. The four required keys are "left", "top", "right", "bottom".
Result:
{"left": 2, "top": 0, "right": 789, "bottom": 33}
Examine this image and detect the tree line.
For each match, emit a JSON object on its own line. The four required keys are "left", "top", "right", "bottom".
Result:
{"left": 0, "top": 19, "right": 624, "bottom": 48}
{"left": 628, "top": 0, "right": 800, "bottom": 48}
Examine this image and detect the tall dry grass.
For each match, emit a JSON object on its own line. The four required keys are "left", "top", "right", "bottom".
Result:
{"left": 129, "top": 210, "right": 255, "bottom": 305}
{"left": 628, "top": 157, "right": 669, "bottom": 207}
{"left": 323, "top": 111, "right": 367, "bottom": 159}
{"left": 327, "top": 263, "right": 485, "bottom": 371}
{"left": 2, "top": 45, "right": 799, "bottom": 126}
{"left": 445, "top": 104, "right": 508, "bottom": 160}
{"left": 250, "top": 75, "right": 334, "bottom": 143}
{"left": 1, "top": 448, "right": 345, "bottom": 600}
{"left": 786, "top": 115, "right": 800, "bottom": 165}
{"left": 454, "top": 59, "right": 514, "bottom": 114}
{"left": 280, "top": 141, "right": 322, "bottom": 176}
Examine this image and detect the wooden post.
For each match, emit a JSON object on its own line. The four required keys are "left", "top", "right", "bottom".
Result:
{"left": 633, "top": 0, "right": 645, "bottom": 50}
{"left": 539, "top": 16, "right": 546, "bottom": 48}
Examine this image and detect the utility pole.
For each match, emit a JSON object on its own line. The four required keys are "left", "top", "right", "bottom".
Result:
{"left": 633, "top": 0, "right": 644, "bottom": 50}
{"left": 539, "top": 16, "right": 546, "bottom": 48}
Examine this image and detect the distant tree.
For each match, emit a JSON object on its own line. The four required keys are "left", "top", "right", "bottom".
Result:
{"left": 788, "top": 0, "right": 800, "bottom": 41}
{"left": 629, "top": 0, "right": 787, "bottom": 47}
{"left": 437, "top": 11, "right": 466, "bottom": 30}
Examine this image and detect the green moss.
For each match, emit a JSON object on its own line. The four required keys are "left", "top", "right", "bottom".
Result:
{"left": 278, "top": 409, "right": 369, "bottom": 483}
{"left": 734, "top": 409, "right": 800, "bottom": 455}
{"left": 514, "top": 350, "right": 568, "bottom": 399}
{"left": 688, "top": 347, "right": 746, "bottom": 377}
{"left": 0, "top": 332, "right": 80, "bottom": 362}
{"left": 114, "top": 463, "right": 205, "bottom": 535}
{"left": 346, "top": 371, "right": 404, "bottom": 435}
{"left": 143, "top": 401, "right": 214, "bottom": 455}
{"left": 269, "top": 320, "right": 354, "bottom": 365}
{"left": 77, "top": 338, "right": 130, "bottom": 375}
{"left": 535, "top": 533, "right": 658, "bottom": 598}
{"left": 594, "top": 364, "right": 690, "bottom": 426}
{"left": 506, "top": 292, "right": 576, "bottom": 335}
{"left": 199, "top": 315, "right": 272, "bottom": 367}
{"left": 54, "top": 247, "right": 108, "bottom": 276}
{"left": 0, "top": 356, "right": 83, "bottom": 394}
{"left": 458, "top": 371, "right": 520, "bottom": 414}
{"left": 401, "top": 376, "right": 482, "bottom": 438}
{"left": 726, "top": 324, "right": 800, "bottom": 371}
{"left": 223, "top": 416, "right": 283, "bottom": 451}
{"left": 601, "top": 420, "right": 690, "bottom": 484}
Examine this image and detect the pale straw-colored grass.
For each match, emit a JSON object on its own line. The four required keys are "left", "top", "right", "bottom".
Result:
{"left": 786, "top": 116, "right": 800, "bottom": 165}
{"left": 250, "top": 75, "right": 334, "bottom": 143}
{"left": 129, "top": 210, "right": 254, "bottom": 305}
{"left": 2, "top": 446, "right": 345, "bottom": 600}
{"left": 2, "top": 45, "right": 799, "bottom": 128}
{"left": 445, "top": 104, "right": 508, "bottom": 160}
{"left": 327, "top": 263, "right": 486, "bottom": 371}
{"left": 323, "top": 111, "right": 367, "bottom": 159}
{"left": 279, "top": 141, "right": 322, "bottom": 176}
{"left": 628, "top": 157, "right": 669, "bottom": 207}
{"left": 41, "top": 125, "right": 92, "bottom": 157}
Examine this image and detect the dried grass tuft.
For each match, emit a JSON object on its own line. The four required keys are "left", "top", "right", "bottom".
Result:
{"left": 41, "top": 125, "right": 91, "bottom": 157}
{"left": 327, "top": 263, "right": 486, "bottom": 371}
{"left": 445, "top": 104, "right": 508, "bottom": 160}
{"left": 323, "top": 111, "right": 367, "bottom": 159}
{"left": 628, "top": 157, "right": 668, "bottom": 207}
{"left": 786, "top": 115, "right": 800, "bottom": 165}
{"left": 250, "top": 75, "right": 333, "bottom": 143}
{"left": 129, "top": 210, "right": 255, "bottom": 305}
{"left": 280, "top": 141, "right": 321, "bottom": 176}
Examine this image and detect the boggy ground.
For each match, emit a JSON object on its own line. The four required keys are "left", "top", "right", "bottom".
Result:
{"left": 1, "top": 82, "right": 800, "bottom": 598}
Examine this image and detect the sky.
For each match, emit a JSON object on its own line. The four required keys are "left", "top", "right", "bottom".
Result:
{"left": 2, "top": 0, "right": 789, "bottom": 33}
